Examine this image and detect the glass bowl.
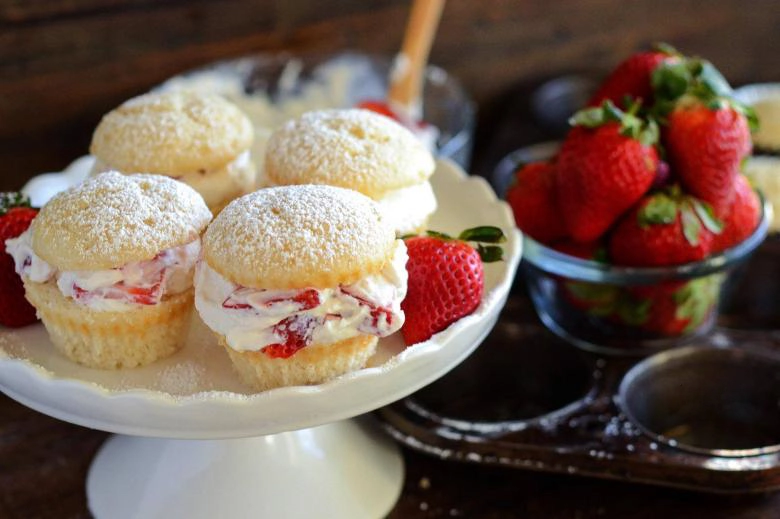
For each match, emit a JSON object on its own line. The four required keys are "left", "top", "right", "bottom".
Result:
{"left": 157, "top": 51, "right": 476, "bottom": 169}
{"left": 522, "top": 200, "right": 771, "bottom": 356}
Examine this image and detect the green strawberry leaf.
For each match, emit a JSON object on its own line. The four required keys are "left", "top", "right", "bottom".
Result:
{"left": 673, "top": 275, "right": 722, "bottom": 332}
{"left": 604, "top": 100, "right": 625, "bottom": 122}
{"left": 0, "top": 192, "right": 31, "bottom": 216}
{"left": 425, "top": 230, "right": 453, "bottom": 240}
{"left": 652, "top": 61, "right": 692, "bottom": 102}
{"left": 696, "top": 60, "right": 733, "bottom": 98}
{"left": 730, "top": 100, "right": 760, "bottom": 133}
{"left": 476, "top": 244, "right": 504, "bottom": 262}
{"left": 565, "top": 281, "right": 618, "bottom": 303}
{"left": 564, "top": 281, "right": 619, "bottom": 317}
{"left": 615, "top": 297, "right": 652, "bottom": 326}
{"left": 569, "top": 106, "right": 608, "bottom": 128}
{"left": 653, "top": 42, "right": 680, "bottom": 56}
{"left": 639, "top": 192, "right": 677, "bottom": 226}
{"left": 690, "top": 198, "right": 723, "bottom": 234}
{"left": 638, "top": 118, "right": 660, "bottom": 147}
{"left": 680, "top": 201, "right": 703, "bottom": 246}
{"left": 458, "top": 226, "right": 506, "bottom": 244}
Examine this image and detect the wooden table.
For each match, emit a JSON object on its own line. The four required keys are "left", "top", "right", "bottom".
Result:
{"left": 3, "top": 292, "right": 780, "bottom": 519}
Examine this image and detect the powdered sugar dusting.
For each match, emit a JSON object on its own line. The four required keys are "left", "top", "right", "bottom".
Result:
{"left": 265, "top": 109, "right": 435, "bottom": 199}
{"left": 154, "top": 361, "right": 211, "bottom": 394}
{"left": 32, "top": 171, "right": 212, "bottom": 271}
{"left": 90, "top": 91, "right": 254, "bottom": 175}
{"left": 204, "top": 184, "right": 395, "bottom": 290}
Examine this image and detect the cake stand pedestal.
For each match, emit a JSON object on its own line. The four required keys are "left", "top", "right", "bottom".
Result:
{"left": 87, "top": 419, "right": 402, "bottom": 519}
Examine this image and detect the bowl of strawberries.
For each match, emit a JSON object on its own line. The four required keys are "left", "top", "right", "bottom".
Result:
{"left": 505, "top": 45, "right": 771, "bottom": 355}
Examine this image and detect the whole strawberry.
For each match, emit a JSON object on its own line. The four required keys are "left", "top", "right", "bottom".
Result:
{"left": 664, "top": 101, "right": 752, "bottom": 214}
{"left": 505, "top": 161, "right": 567, "bottom": 244}
{"left": 588, "top": 48, "right": 675, "bottom": 109}
{"left": 630, "top": 277, "right": 721, "bottom": 336}
{"left": 711, "top": 173, "right": 761, "bottom": 252}
{"left": 556, "top": 101, "right": 660, "bottom": 243}
{"left": 609, "top": 187, "right": 722, "bottom": 267}
{"left": 401, "top": 227, "right": 505, "bottom": 345}
{"left": 0, "top": 193, "right": 39, "bottom": 328}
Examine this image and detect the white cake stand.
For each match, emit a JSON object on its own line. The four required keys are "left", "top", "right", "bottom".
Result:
{"left": 0, "top": 159, "right": 521, "bottom": 519}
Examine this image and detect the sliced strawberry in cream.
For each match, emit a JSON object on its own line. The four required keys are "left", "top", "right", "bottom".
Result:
{"left": 339, "top": 286, "right": 394, "bottom": 335}
{"left": 262, "top": 314, "right": 322, "bottom": 359}
{"left": 194, "top": 241, "right": 409, "bottom": 356}
{"left": 222, "top": 288, "right": 321, "bottom": 313}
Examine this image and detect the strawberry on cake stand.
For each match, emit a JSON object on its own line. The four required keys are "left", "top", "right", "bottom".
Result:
{"left": 0, "top": 156, "right": 521, "bottom": 519}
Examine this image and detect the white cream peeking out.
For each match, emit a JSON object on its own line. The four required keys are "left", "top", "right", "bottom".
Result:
{"left": 6, "top": 229, "right": 200, "bottom": 311}
{"left": 194, "top": 240, "right": 408, "bottom": 353}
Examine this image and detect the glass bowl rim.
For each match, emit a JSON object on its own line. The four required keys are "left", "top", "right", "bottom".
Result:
{"left": 522, "top": 198, "right": 772, "bottom": 284}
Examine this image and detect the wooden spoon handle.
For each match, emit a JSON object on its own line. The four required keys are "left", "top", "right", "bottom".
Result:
{"left": 387, "top": 0, "right": 446, "bottom": 117}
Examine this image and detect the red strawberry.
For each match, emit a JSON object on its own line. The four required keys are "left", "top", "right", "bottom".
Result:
{"left": 711, "top": 174, "right": 761, "bottom": 252}
{"left": 588, "top": 50, "right": 673, "bottom": 108}
{"left": 356, "top": 100, "right": 399, "bottom": 121}
{"left": 635, "top": 277, "right": 721, "bottom": 336}
{"left": 609, "top": 187, "right": 722, "bottom": 267}
{"left": 261, "top": 315, "right": 321, "bottom": 359}
{"left": 505, "top": 161, "right": 567, "bottom": 244}
{"left": 664, "top": 101, "right": 752, "bottom": 214}
{"left": 401, "top": 227, "right": 505, "bottom": 345}
{"left": 0, "top": 193, "right": 39, "bottom": 328}
{"left": 557, "top": 102, "right": 660, "bottom": 243}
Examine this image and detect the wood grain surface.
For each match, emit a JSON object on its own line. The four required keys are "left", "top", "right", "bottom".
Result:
{"left": 2, "top": 0, "right": 780, "bottom": 188}
{"left": 2, "top": 293, "right": 780, "bottom": 518}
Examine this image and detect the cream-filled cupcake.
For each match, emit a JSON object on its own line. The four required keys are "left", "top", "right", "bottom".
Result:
{"left": 263, "top": 108, "right": 437, "bottom": 235}
{"left": 5, "top": 172, "right": 211, "bottom": 368}
{"left": 90, "top": 90, "right": 255, "bottom": 214}
{"left": 195, "top": 184, "right": 407, "bottom": 391}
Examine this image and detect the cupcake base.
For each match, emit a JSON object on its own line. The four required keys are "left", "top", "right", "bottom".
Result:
{"left": 220, "top": 334, "right": 378, "bottom": 392}
{"left": 24, "top": 281, "right": 194, "bottom": 369}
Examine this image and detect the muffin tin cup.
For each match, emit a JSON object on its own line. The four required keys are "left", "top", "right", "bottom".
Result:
{"left": 378, "top": 280, "right": 780, "bottom": 493}
{"left": 617, "top": 345, "right": 780, "bottom": 458}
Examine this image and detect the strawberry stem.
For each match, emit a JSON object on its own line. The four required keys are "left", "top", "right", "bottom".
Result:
{"left": 476, "top": 244, "right": 504, "bottom": 262}
{"left": 425, "top": 230, "right": 453, "bottom": 240}
{"left": 413, "top": 226, "right": 507, "bottom": 262}
{"left": 0, "top": 192, "right": 31, "bottom": 216}
{"left": 458, "top": 226, "right": 506, "bottom": 244}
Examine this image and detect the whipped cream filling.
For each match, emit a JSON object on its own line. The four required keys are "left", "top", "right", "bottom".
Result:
{"left": 6, "top": 229, "right": 201, "bottom": 311}
{"left": 91, "top": 151, "right": 256, "bottom": 209}
{"left": 377, "top": 181, "right": 437, "bottom": 235}
{"left": 194, "top": 240, "right": 408, "bottom": 356}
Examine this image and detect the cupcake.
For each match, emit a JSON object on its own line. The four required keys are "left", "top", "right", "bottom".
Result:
{"left": 195, "top": 184, "right": 408, "bottom": 391}
{"left": 90, "top": 90, "right": 256, "bottom": 214}
{"left": 5, "top": 172, "right": 211, "bottom": 368}
{"left": 263, "top": 108, "right": 437, "bottom": 235}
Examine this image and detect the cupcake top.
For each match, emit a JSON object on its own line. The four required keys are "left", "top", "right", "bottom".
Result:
{"left": 753, "top": 96, "right": 780, "bottom": 151}
{"left": 203, "top": 184, "right": 396, "bottom": 290}
{"left": 90, "top": 91, "right": 254, "bottom": 175}
{"left": 263, "top": 108, "right": 435, "bottom": 199}
{"left": 31, "top": 171, "right": 212, "bottom": 271}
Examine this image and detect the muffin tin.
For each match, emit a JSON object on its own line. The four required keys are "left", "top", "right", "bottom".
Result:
{"left": 378, "top": 237, "right": 780, "bottom": 493}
